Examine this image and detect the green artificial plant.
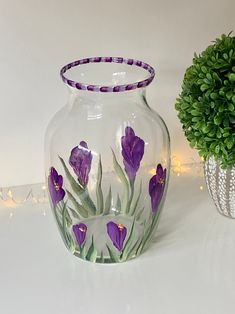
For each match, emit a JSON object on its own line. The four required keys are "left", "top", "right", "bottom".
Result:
{"left": 175, "top": 33, "right": 235, "bottom": 168}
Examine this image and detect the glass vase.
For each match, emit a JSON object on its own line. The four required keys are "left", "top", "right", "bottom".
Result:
{"left": 45, "top": 57, "right": 170, "bottom": 263}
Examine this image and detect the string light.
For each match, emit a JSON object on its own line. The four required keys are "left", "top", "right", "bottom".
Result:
{"left": 0, "top": 157, "right": 205, "bottom": 209}
{"left": 7, "top": 189, "right": 13, "bottom": 199}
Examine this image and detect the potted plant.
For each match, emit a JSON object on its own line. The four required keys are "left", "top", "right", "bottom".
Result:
{"left": 175, "top": 33, "right": 235, "bottom": 217}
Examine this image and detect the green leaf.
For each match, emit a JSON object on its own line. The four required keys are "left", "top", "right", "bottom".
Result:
{"left": 127, "top": 179, "right": 135, "bottom": 214}
{"left": 61, "top": 202, "right": 72, "bottom": 249}
{"left": 136, "top": 206, "right": 145, "bottom": 221}
{"left": 200, "top": 84, "right": 209, "bottom": 92}
{"left": 100, "top": 251, "right": 104, "bottom": 263}
{"left": 111, "top": 149, "right": 129, "bottom": 213}
{"left": 210, "top": 92, "right": 218, "bottom": 100}
{"left": 106, "top": 245, "right": 120, "bottom": 263}
{"left": 214, "top": 115, "right": 222, "bottom": 125}
{"left": 121, "top": 219, "right": 136, "bottom": 261}
{"left": 226, "top": 90, "right": 233, "bottom": 100}
{"left": 191, "top": 110, "right": 201, "bottom": 116}
{"left": 53, "top": 206, "right": 63, "bottom": 235}
{"left": 66, "top": 190, "right": 88, "bottom": 218}
{"left": 201, "top": 66, "right": 207, "bottom": 73}
{"left": 215, "top": 145, "right": 220, "bottom": 154}
{"left": 67, "top": 233, "right": 75, "bottom": 253}
{"left": 228, "top": 73, "right": 235, "bottom": 82}
{"left": 130, "top": 180, "right": 142, "bottom": 216}
{"left": 125, "top": 238, "right": 141, "bottom": 260}
{"left": 228, "top": 103, "right": 234, "bottom": 111}
{"left": 226, "top": 138, "right": 234, "bottom": 149}
{"left": 139, "top": 209, "right": 162, "bottom": 254}
{"left": 223, "top": 53, "right": 228, "bottom": 60}
{"left": 80, "top": 244, "right": 87, "bottom": 260}
{"left": 96, "top": 155, "right": 104, "bottom": 214}
{"left": 68, "top": 206, "right": 81, "bottom": 220}
{"left": 232, "top": 95, "right": 235, "bottom": 104}
{"left": 59, "top": 156, "right": 84, "bottom": 194}
{"left": 104, "top": 186, "right": 112, "bottom": 215}
{"left": 59, "top": 156, "right": 96, "bottom": 215}
{"left": 86, "top": 236, "right": 97, "bottom": 262}
{"left": 115, "top": 194, "right": 121, "bottom": 214}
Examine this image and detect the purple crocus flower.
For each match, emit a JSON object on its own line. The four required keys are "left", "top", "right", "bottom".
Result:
{"left": 73, "top": 223, "right": 87, "bottom": 247}
{"left": 149, "top": 164, "right": 167, "bottom": 214}
{"left": 107, "top": 221, "right": 127, "bottom": 251}
{"left": 69, "top": 141, "right": 92, "bottom": 187}
{"left": 121, "top": 127, "right": 145, "bottom": 181}
{"left": 48, "top": 167, "right": 65, "bottom": 207}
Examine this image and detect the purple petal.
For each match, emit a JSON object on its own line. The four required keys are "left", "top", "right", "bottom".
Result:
{"left": 57, "top": 175, "right": 63, "bottom": 187}
{"left": 121, "top": 127, "right": 145, "bottom": 181}
{"left": 79, "top": 141, "right": 88, "bottom": 149}
{"left": 123, "top": 160, "right": 136, "bottom": 181}
{"left": 163, "top": 168, "right": 167, "bottom": 180}
{"left": 73, "top": 223, "right": 87, "bottom": 247}
{"left": 125, "top": 126, "right": 135, "bottom": 139}
{"left": 118, "top": 225, "right": 127, "bottom": 251}
{"left": 156, "top": 164, "right": 164, "bottom": 177}
{"left": 149, "top": 165, "right": 167, "bottom": 214}
{"left": 69, "top": 141, "right": 92, "bottom": 186}
{"left": 149, "top": 174, "right": 157, "bottom": 196}
{"left": 107, "top": 221, "right": 127, "bottom": 251}
{"left": 150, "top": 183, "right": 163, "bottom": 213}
{"left": 48, "top": 167, "right": 65, "bottom": 207}
{"left": 50, "top": 167, "right": 59, "bottom": 181}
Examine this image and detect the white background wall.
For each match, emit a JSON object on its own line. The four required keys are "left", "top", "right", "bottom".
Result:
{"left": 0, "top": 0, "right": 234, "bottom": 186}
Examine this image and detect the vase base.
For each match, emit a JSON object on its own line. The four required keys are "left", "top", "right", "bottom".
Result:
{"left": 70, "top": 214, "right": 146, "bottom": 263}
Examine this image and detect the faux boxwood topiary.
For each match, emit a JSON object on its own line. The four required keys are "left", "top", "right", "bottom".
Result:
{"left": 175, "top": 33, "right": 235, "bottom": 168}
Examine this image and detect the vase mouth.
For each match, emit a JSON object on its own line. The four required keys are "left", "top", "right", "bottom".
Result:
{"left": 60, "top": 57, "right": 155, "bottom": 93}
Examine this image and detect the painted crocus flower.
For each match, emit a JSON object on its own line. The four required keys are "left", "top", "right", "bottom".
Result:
{"left": 73, "top": 223, "right": 87, "bottom": 247}
{"left": 69, "top": 141, "right": 92, "bottom": 187}
{"left": 107, "top": 221, "right": 127, "bottom": 251}
{"left": 48, "top": 167, "right": 65, "bottom": 207}
{"left": 121, "top": 127, "right": 145, "bottom": 181}
{"left": 149, "top": 164, "right": 167, "bottom": 214}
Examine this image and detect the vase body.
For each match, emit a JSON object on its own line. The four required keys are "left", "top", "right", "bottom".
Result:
{"left": 204, "top": 156, "right": 235, "bottom": 218}
{"left": 45, "top": 57, "right": 170, "bottom": 263}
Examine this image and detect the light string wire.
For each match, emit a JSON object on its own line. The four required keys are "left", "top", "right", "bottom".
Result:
{"left": 0, "top": 159, "right": 204, "bottom": 208}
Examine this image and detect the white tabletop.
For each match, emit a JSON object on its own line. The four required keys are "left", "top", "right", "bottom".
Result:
{"left": 1, "top": 174, "right": 235, "bottom": 314}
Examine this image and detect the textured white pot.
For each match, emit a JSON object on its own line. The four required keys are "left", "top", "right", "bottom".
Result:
{"left": 204, "top": 156, "right": 235, "bottom": 218}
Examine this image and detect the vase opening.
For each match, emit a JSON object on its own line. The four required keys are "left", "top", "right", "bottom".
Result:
{"left": 60, "top": 57, "right": 155, "bottom": 93}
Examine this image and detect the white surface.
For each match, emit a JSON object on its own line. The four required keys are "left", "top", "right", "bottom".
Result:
{"left": 1, "top": 175, "right": 235, "bottom": 314}
{"left": 0, "top": 0, "right": 235, "bottom": 186}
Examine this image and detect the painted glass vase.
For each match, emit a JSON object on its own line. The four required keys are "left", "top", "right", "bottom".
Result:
{"left": 45, "top": 57, "right": 170, "bottom": 263}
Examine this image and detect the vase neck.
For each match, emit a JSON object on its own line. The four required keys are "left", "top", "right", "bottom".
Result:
{"left": 67, "top": 86, "right": 147, "bottom": 105}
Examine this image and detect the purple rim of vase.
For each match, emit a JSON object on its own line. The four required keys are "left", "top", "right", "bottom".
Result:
{"left": 60, "top": 57, "right": 155, "bottom": 93}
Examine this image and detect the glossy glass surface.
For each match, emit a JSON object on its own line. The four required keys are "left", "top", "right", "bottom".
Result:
{"left": 45, "top": 58, "right": 170, "bottom": 263}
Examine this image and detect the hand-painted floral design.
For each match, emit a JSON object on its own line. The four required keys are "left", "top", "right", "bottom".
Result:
{"left": 121, "top": 127, "right": 145, "bottom": 182}
{"left": 149, "top": 164, "right": 167, "bottom": 214}
{"left": 48, "top": 167, "right": 65, "bottom": 207}
{"left": 73, "top": 223, "right": 87, "bottom": 247}
{"left": 107, "top": 221, "right": 127, "bottom": 251}
{"left": 69, "top": 141, "right": 92, "bottom": 187}
{"left": 50, "top": 125, "right": 168, "bottom": 262}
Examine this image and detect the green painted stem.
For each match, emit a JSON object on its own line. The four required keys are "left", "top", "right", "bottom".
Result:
{"left": 127, "top": 179, "right": 134, "bottom": 214}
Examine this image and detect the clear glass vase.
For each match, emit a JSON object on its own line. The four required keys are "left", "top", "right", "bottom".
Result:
{"left": 45, "top": 57, "right": 170, "bottom": 263}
